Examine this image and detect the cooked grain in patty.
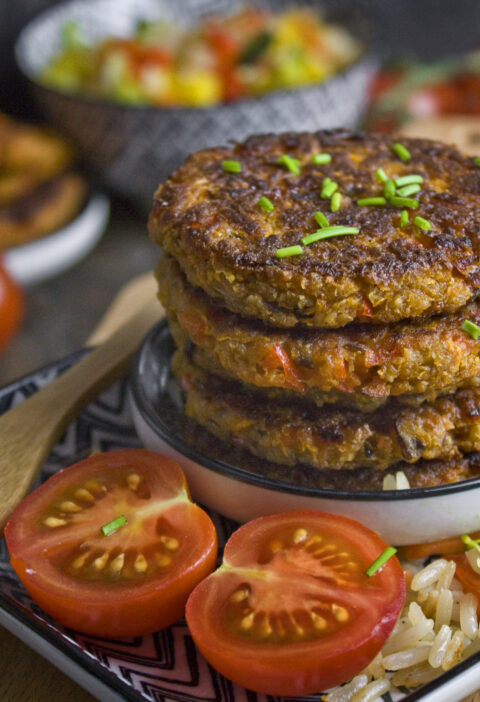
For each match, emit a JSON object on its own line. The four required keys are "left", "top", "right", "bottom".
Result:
{"left": 159, "top": 253, "right": 480, "bottom": 406}
{"left": 150, "top": 130, "right": 480, "bottom": 328}
{"left": 173, "top": 350, "right": 480, "bottom": 471}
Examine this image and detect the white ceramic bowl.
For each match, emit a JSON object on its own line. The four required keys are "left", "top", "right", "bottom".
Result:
{"left": 129, "top": 321, "right": 480, "bottom": 546}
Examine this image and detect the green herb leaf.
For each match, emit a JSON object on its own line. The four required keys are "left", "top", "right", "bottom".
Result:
{"left": 383, "top": 179, "right": 396, "bottom": 199}
{"left": 277, "top": 154, "right": 301, "bottom": 175}
{"left": 314, "top": 211, "right": 329, "bottom": 228}
{"left": 461, "top": 319, "right": 480, "bottom": 340}
{"left": 413, "top": 215, "right": 431, "bottom": 231}
{"left": 302, "top": 226, "right": 359, "bottom": 245}
{"left": 357, "top": 197, "right": 386, "bottom": 206}
{"left": 321, "top": 180, "right": 338, "bottom": 199}
{"left": 330, "top": 192, "right": 341, "bottom": 212}
{"left": 101, "top": 515, "right": 127, "bottom": 536}
{"left": 237, "top": 30, "right": 272, "bottom": 64}
{"left": 462, "top": 534, "right": 480, "bottom": 553}
{"left": 395, "top": 175, "right": 423, "bottom": 187}
{"left": 389, "top": 196, "right": 419, "bottom": 209}
{"left": 275, "top": 245, "right": 303, "bottom": 258}
{"left": 392, "top": 142, "right": 411, "bottom": 162}
{"left": 375, "top": 168, "right": 388, "bottom": 184}
{"left": 400, "top": 209, "right": 409, "bottom": 227}
{"left": 258, "top": 196, "right": 274, "bottom": 212}
{"left": 221, "top": 160, "right": 242, "bottom": 173}
{"left": 312, "top": 152, "right": 332, "bottom": 165}
{"left": 365, "top": 546, "right": 398, "bottom": 577}
{"left": 397, "top": 183, "right": 421, "bottom": 197}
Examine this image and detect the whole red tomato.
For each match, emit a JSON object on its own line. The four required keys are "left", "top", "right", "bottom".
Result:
{"left": 0, "top": 260, "right": 23, "bottom": 352}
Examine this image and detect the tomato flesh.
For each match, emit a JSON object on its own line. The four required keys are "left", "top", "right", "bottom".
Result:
{"left": 186, "top": 510, "right": 405, "bottom": 696}
{"left": 448, "top": 554, "right": 480, "bottom": 606}
{"left": 5, "top": 449, "right": 217, "bottom": 637}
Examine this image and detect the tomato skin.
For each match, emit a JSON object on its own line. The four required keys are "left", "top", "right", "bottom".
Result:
{"left": 5, "top": 449, "right": 217, "bottom": 638}
{"left": 0, "top": 260, "right": 23, "bottom": 352}
{"left": 186, "top": 510, "right": 405, "bottom": 696}
{"left": 448, "top": 554, "right": 480, "bottom": 606}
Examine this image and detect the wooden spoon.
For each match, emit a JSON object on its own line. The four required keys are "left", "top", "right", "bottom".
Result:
{"left": 0, "top": 271, "right": 163, "bottom": 533}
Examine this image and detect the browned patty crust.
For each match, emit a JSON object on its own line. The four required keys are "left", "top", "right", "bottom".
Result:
{"left": 172, "top": 350, "right": 480, "bottom": 471}
{"left": 149, "top": 129, "right": 480, "bottom": 329}
{"left": 159, "top": 253, "right": 480, "bottom": 406}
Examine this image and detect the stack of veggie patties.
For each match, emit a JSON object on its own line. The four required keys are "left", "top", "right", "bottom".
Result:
{"left": 149, "top": 129, "right": 480, "bottom": 489}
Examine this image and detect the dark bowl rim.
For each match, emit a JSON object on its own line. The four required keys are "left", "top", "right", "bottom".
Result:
{"left": 130, "top": 319, "right": 480, "bottom": 503}
{"left": 14, "top": 0, "right": 376, "bottom": 115}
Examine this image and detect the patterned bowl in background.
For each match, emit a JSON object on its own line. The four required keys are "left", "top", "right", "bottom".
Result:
{"left": 15, "top": 0, "right": 377, "bottom": 213}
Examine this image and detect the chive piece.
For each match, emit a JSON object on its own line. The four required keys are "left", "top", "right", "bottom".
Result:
{"left": 461, "top": 319, "right": 480, "bottom": 340}
{"left": 101, "top": 515, "right": 127, "bottom": 536}
{"left": 389, "top": 196, "right": 419, "bottom": 209}
{"left": 384, "top": 179, "right": 396, "bottom": 199}
{"left": 258, "top": 196, "right": 274, "bottom": 213}
{"left": 474, "top": 157, "right": 480, "bottom": 168}
{"left": 392, "top": 142, "right": 411, "bottom": 162}
{"left": 400, "top": 209, "right": 409, "bottom": 227}
{"left": 462, "top": 534, "right": 480, "bottom": 553}
{"left": 413, "top": 215, "right": 431, "bottom": 231}
{"left": 365, "top": 546, "right": 398, "bottom": 577}
{"left": 330, "top": 192, "right": 341, "bottom": 212}
{"left": 277, "top": 154, "right": 300, "bottom": 175}
{"left": 302, "top": 226, "right": 359, "bottom": 245}
{"left": 321, "top": 180, "right": 338, "bottom": 199}
{"left": 312, "top": 152, "right": 331, "bottom": 165}
{"left": 397, "top": 183, "right": 421, "bottom": 197}
{"left": 275, "top": 245, "right": 303, "bottom": 258}
{"left": 375, "top": 168, "right": 388, "bottom": 184}
{"left": 395, "top": 174, "right": 423, "bottom": 187}
{"left": 357, "top": 197, "right": 386, "bottom": 206}
{"left": 221, "top": 159, "right": 242, "bottom": 173}
{"left": 314, "top": 211, "right": 329, "bottom": 228}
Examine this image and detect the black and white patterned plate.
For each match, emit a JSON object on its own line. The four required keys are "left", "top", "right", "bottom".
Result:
{"left": 1, "top": 354, "right": 480, "bottom": 702}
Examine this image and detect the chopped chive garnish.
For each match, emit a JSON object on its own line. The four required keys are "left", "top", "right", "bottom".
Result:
{"left": 365, "top": 546, "right": 397, "bottom": 577}
{"left": 277, "top": 154, "right": 300, "bottom": 175}
{"left": 314, "top": 211, "right": 329, "bottom": 228}
{"left": 400, "top": 209, "right": 409, "bottom": 227}
{"left": 101, "top": 515, "right": 127, "bottom": 536}
{"left": 321, "top": 180, "right": 338, "bottom": 198}
{"left": 275, "top": 245, "right": 303, "bottom": 258}
{"left": 384, "top": 179, "right": 396, "bottom": 199}
{"left": 461, "top": 319, "right": 480, "bottom": 340}
{"left": 462, "top": 534, "right": 480, "bottom": 553}
{"left": 375, "top": 168, "right": 388, "bottom": 184}
{"left": 392, "top": 142, "right": 411, "bottom": 162}
{"left": 330, "top": 192, "right": 341, "bottom": 212}
{"left": 413, "top": 215, "right": 431, "bottom": 231}
{"left": 474, "top": 157, "right": 480, "bottom": 168}
{"left": 301, "top": 226, "right": 359, "bottom": 245}
{"left": 395, "top": 175, "right": 423, "bottom": 187}
{"left": 357, "top": 197, "right": 386, "bottom": 206}
{"left": 221, "top": 159, "right": 241, "bottom": 173}
{"left": 258, "top": 196, "right": 274, "bottom": 212}
{"left": 312, "top": 152, "right": 331, "bottom": 165}
{"left": 397, "top": 183, "right": 421, "bottom": 197}
{"left": 389, "top": 196, "right": 419, "bottom": 209}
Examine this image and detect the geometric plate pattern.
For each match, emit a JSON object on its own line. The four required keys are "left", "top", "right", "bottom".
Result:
{"left": 1, "top": 353, "right": 479, "bottom": 702}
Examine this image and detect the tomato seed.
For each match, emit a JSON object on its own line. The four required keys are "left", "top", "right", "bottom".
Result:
{"left": 60, "top": 500, "right": 82, "bottom": 513}
{"left": 134, "top": 554, "right": 148, "bottom": 573}
{"left": 72, "top": 551, "right": 90, "bottom": 569}
{"left": 160, "top": 535, "right": 179, "bottom": 551}
{"left": 240, "top": 612, "right": 255, "bottom": 630}
{"left": 127, "top": 473, "right": 140, "bottom": 490}
{"left": 156, "top": 553, "right": 171, "bottom": 567}
{"left": 311, "top": 611, "right": 327, "bottom": 630}
{"left": 332, "top": 604, "right": 349, "bottom": 622}
{"left": 74, "top": 488, "right": 95, "bottom": 503}
{"left": 93, "top": 552, "right": 109, "bottom": 570}
{"left": 110, "top": 553, "right": 125, "bottom": 573}
{"left": 229, "top": 588, "right": 249, "bottom": 603}
{"left": 44, "top": 517, "right": 67, "bottom": 527}
{"left": 269, "top": 539, "right": 283, "bottom": 553}
{"left": 293, "top": 528, "right": 308, "bottom": 544}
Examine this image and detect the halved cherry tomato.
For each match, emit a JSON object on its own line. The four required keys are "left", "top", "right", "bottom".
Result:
{"left": 0, "top": 260, "right": 23, "bottom": 352}
{"left": 5, "top": 449, "right": 217, "bottom": 638}
{"left": 186, "top": 510, "right": 405, "bottom": 696}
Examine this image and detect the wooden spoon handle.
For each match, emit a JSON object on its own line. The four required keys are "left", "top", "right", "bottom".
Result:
{"left": 0, "top": 297, "right": 163, "bottom": 531}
